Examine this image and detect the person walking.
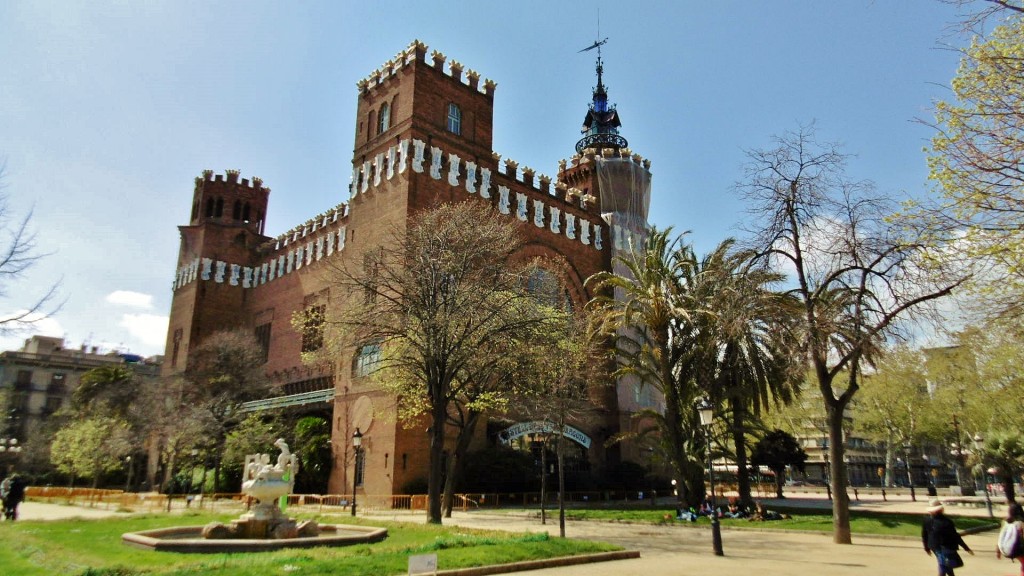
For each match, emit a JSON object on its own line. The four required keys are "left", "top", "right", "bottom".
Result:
{"left": 922, "top": 498, "right": 974, "bottom": 576}
{"left": 1, "top": 473, "right": 27, "bottom": 521}
{"left": 996, "top": 502, "right": 1024, "bottom": 575}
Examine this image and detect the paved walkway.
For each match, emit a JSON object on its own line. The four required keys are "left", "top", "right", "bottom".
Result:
{"left": 365, "top": 493, "right": 1016, "bottom": 576}
{"left": 10, "top": 493, "right": 1021, "bottom": 576}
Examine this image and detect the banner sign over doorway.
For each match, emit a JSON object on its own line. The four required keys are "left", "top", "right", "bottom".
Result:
{"left": 497, "top": 420, "right": 592, "bottom": 449}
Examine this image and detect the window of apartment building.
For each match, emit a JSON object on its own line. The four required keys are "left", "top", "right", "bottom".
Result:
{"left": 378, "top": 102, "right": 390, "bottom": 134}
{"left": 301, "top": 305, "right": 326, "bottom": 353}
{"left": 48, "top": 373, "right": 66, "bottom": 394}
{"left": 44, "top": 395, "right": 62, "bottom": 415}
{"left": 353, "top": 342, "right": 382, "bottom": 377}
{"left": 446, "top": 103, "right": 461, "bottom": 135}
{"left": 15, "top": 370, "right": 32, "bottom": 391}
{"left": 254, "top": 322, "right": 272, "bottom": 362}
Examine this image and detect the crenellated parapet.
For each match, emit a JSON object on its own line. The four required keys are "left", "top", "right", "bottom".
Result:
{"left": 357, "top": 40, "right": 497, "bottom": 98}
{"left": 346, "top": 136, "right": 610, "bottom": 252}
{"left": 172, "top": 198, "right": 352, "bottom": 294}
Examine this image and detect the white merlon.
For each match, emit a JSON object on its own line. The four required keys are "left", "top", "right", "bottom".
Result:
{"left": 412, "top": 139, "right": 426, "bottom": 173}
{"left": 398, "top": 139, "right": 410, "bottom": 174}
{"left": 447, "top": 153, "right": 461, "bottom": 187}
{"left": 215, "top": 260, "right": 226, "bottom": 283}
{"left": 286, "top": 250, "right": 295, "bottom": 274}
{"left": 350, "top": 167, "right": 359, "bottom": 198}
{"left": 338, "top": 227, "right": 347, "bottom": 251}
{"left": 429, "top": 146, "right": 443, "bottom": 180}
{"left": 316, "top": 236, "right": 324, "bottom": 260}
{"left": 580, "top": 219, "right": 591, "bottom": 246}
{"left": 361, "top": 161, "right": 371, "bottom": 193}
{"left": 386, "top": 146, "right": 396, "bottom": 180}
{"left": 230, "top": 264, "right": 241, "bottom": 286}
{"left": 277, "top": 255, "right": 285, "bottom": 278}
{"left": 594, "top": 224, "right": 603, "bottom": 250}
{"left": 549, "top": 206, "right": 561, "bottom": 233}
{"left": 533, "top": 199, "right": 545, "bottom": 228}
{"left": 515, "top": 192, "right": 528, "bottom": 221}
{"left": 373, "top": 153, "right": 384, "bottom": 187}
{"left": 201, "top": 258, "right": 213, "bottom": 281}
{"left": 565, "top": 213, "right": 577, "bottom": 240}
{"left": 295, "top": 247, "right": 304, "bottom": 270}
{"left": 480, "top": 167, "right": 492, "bottom": 198}
{"left": 306, "top": 242, "right": 314, "bottom": 266}
{"left": 498, "top": 186, "right": 511, "bottom": 215}
{"left": 465, "top": 161, "right": 478, "bottom": 194}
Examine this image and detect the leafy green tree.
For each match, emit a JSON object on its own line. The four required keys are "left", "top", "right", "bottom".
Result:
{"left": 73, "top": 365, "right": 137, "bottom": 419}
{"left": 185, "top": 328, "right": 270, "bottom": 492}
{"left": 851, "top": 346, "right": 930, "bottom": 487}
{"left": 50, "top": 416, "right": 132, "bottom": 488}
{"left": 322, "top": 202, "right": 555, "bottom": 524}
{"left": 921, "top": 9, "right": 1024, "bottom": 317}
{"left": 293, "top": 416, "right": 331, "bottom": 494}
{"left": 517, "top": 307, "right": 607, "bottom": 536}
{"left": 750, "top": 429, "right": 807, "bottom": 498}
{"left": 737, "top": 125, "right": 964, "bottom": 544}
{"left": 973, "top": 429, "right": 1024, "bottom": 503}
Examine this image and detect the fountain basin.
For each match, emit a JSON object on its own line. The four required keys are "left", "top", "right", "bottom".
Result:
{"left": 122, "top": 524, "right": 387, "bottom": 553}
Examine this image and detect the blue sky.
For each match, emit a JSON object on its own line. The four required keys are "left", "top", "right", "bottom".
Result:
{"left": 0, "top": 1, "right": 970, "bottom": 357}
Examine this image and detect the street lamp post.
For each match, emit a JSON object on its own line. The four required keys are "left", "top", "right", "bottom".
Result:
{"left": 351, "top": 427, "right": 363, "bottom": 517}
{"left": 0, "top": 438, "right": 23, "bottom": 473}
{"left": 125, "top": 456, "right": 133, "bottom": 492}
{"left": 972, "top": 434, "right": 994, "bottom": 519}
{"left": 697, "top": 399, "right": 723, "bottom": 556}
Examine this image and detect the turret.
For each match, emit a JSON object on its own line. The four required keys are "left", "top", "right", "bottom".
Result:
{"left": 189, "top": 169, "right": 269, "bottom": 235}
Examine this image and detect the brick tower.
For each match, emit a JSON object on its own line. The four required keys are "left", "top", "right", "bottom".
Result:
{"left": 163, "top": 170, "right": 270, "bottom": 374}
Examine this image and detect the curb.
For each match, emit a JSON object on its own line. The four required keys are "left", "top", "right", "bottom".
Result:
{"left": 434, "top": 550, "right": 641, "bottom": 576}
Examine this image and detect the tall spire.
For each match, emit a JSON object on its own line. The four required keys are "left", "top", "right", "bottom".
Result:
{"left": 576, "top": 38, "right": 627, "bottom": 154}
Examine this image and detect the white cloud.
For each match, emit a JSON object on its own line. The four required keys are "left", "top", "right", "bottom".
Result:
{"left": 106, "top": 291, "right": 154, "bottom": 309}
{"left": 118, "top": 313, "right": 168, "bottom": 351}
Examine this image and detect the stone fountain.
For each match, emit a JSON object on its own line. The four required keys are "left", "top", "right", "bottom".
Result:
{"left": 122, "top": 439, "right": 387, "bottom": 553}
{"left": 202, "top": 438, "right": 317, "bottom": 539}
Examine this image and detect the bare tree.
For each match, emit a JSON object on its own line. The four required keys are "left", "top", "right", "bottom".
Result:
{"left": 0, "top": 163, "right": 61, "bottom": 331}
{"left": 736, "top": 125, "right": 966, "bottom": 544}
{"left": 321, "top": 202, "right": 556, "bottom": 524}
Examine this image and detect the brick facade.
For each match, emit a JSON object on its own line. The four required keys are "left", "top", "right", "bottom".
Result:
{"left": 162, "top": 41, "right": 655, "bottom": 496}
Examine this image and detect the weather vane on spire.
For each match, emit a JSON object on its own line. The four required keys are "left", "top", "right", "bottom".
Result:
{"left": 575, "top": 32, "right": 626, "bottom": 154}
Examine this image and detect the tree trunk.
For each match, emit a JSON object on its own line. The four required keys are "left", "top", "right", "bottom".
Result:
{"left": 557, "top": 430, "right": 566, "bottom": 538}
{"left": 731, "top": 401, "right": 752, "bottom": 505}
{"left": 540, "top": 438, "right": 548, "bottom": 525}
{"left": 828, "top": 402, "right": 852, "bottom": 544}
{"left": 442, "top": 411, "right": 479, "bottom": 518}
{"left": 427, "top": 402, "right": 446, "bottom": 524}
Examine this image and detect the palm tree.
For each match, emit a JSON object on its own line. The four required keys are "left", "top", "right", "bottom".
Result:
{"left": 683, "top": 239, "right": 802, "bottom": 505}
{"left": 589, "top": 227, "right": 706, "bottom": 506}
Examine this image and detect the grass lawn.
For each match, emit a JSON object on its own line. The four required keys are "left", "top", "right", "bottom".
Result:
{"left": 537, "top": 505, "right": 996, "bottom": 537}
{"left": 0, "top": 511, "right": 620, "bottom": 576}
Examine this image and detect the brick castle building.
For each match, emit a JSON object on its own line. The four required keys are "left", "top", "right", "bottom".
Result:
{"left": 162, "top": 40, "right": 656, "bottom": 496}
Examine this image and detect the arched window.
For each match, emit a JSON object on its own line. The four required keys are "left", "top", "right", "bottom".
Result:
{"left": 526, "top": 268, "right": 572, "bottom": 310}
{"left": 367, "top": 110, "right": 376, "bottom": 142}
{"left": 232, "top": 200, "right": 242, "bottom": 220}
{"left": 214, "top": 197, "right": 224, "bottom": 218}
{"left": 446, "top": 103, "right": 461, "bottom": 135}
{"left": 353, "top": 342, "right": 382, "bottom": 377}
{"left": 378, "top": 103, "right": 390, "bottom": 134}
{"left": 191, "top": 202, "right": 199, "bottom": 221}
{"left": 242, "top": 203, "right": 251, "bottom": 223}
{"left": 205, "top": 198, "right": 214, "bottom": 218}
